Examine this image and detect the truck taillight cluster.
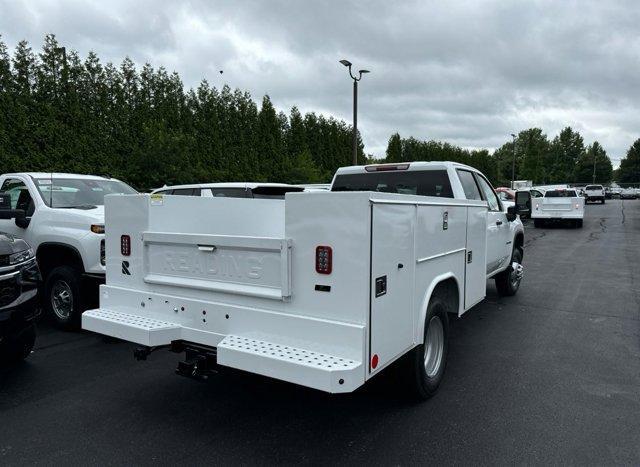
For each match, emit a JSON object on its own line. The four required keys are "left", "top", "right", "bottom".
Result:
{"left": 121, "top": 235, "right": 131, "bottom": 256}
{"left": 315, "top": 246, "right": 332, "bottom": 274}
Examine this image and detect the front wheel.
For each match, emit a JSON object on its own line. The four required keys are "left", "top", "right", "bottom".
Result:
{"left": 576, "top": 219, "right": 583, "bottom": 228}
{"left": 495, "top": 248, "right": 523, "bottom": 296}
{"left": 533, "top": 219, "right": 543, "bottom": 228}
{"left": 409, "top": 294, "right": 450, "bottom": 400}
{"left": 45, "top": 266, "right": 83, "bottom": 330}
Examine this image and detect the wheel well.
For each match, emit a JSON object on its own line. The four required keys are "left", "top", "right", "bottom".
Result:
{"left": 432, "top": 277, "right": 459, "bottom": 315}
{"left": 36, "top": 243, "right": 85, "bottom": 278}
{"left": 514, "top": 232, "right": 524, "bottom": 258}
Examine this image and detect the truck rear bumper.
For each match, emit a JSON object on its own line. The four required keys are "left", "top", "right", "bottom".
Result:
{"left": 532, "top": 212, "right": 583, "bottom": 219}
{"left": 82, "top": 285, "right": 366, "bottom": 393}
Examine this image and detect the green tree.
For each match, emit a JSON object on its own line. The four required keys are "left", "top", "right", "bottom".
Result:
{"left": 386, "top": 132, "right": 402, "bottom": 162}
{"left": 574, "top": 141, "right": 613, "bottom": 184}
{"left": 548, "top": 127, "right": 585, "bottom": 183}
{"left": 518, "top": 128, "right": 550, "bottom": 183}
{"left": 617, "top": 139, "right": 640, "bottom": 183}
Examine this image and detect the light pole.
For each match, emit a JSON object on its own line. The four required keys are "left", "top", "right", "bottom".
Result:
{"left": 511, "top": 133, "right": 517, "bottom": 189}
{"left": 340, "top": 59, "right": 369, "bottom": 166}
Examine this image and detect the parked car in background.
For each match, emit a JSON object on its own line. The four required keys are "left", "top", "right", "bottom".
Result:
{"left": 0, "top": 198, "right": 41, "bottom": 364}
{"left": 584, "top": 184, "right": 605, "bottom": 204}
{"left": 0, "top": 173, "right": 137, "bottom": 329}
{"left": 525, "top": 188, "right": 584, "bottom": 228}
{"left": 151, "top": 182, "right": 306, "bottom": 199}
{"left": 620, "top": 188, "right": 639, "bottom": 199}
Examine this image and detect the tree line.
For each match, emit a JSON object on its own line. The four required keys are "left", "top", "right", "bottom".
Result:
{"left": 386, "top": 128, "right": 638, "bottom": 187}
{"left": 1, "top": 35, "right": 638, "bottom": 190}
{"left": 0, "top": 35, "right": 364, "bottom": 190}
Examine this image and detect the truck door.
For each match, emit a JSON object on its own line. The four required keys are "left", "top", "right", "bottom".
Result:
{"left": 370, "top": 203, "right": 415, "bottom": 374}
{"left": 474, "top": 174, "right": 511, "bottom": 276}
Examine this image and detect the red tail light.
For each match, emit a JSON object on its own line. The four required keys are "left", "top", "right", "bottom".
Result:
{"left": 315, "top": 246, "right": 332, "bottom": 274}
{"left": 121, "top": 235, "right": 131, "bottom": 256}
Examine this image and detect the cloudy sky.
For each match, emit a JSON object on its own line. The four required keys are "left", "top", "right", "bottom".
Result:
{"left": 1, "top": 0, "right": 638, "bottom": 165}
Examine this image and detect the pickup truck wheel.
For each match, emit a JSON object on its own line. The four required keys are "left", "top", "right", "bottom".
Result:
{"left": 1, "top": 324, "right": 36, "bottom": 365}
{"left": 533, "top": 219, "right": 543, "bottom": 228}
{"left": 495, "top": 248, "right": 523, "bottom": 296}
{"left": 410, "top": 294, "right": 450, "bottom": 400}
{"left": 45, "top": 266, "right": 82, "bottom": 330}
{"left": 576, "top": 219, "right": 583, "bottom": 228}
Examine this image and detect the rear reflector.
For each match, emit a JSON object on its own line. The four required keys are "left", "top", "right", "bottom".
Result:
{"left": 315, "top": 246, "right": 332, "bottom": 274}
{"left": 364, "top": 163, "right": 410, "bottom": 172}
{"left": 121, "top": 235, "right": 131, "bottom": 256}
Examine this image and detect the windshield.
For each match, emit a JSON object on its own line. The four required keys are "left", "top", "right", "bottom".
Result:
{"left": 585, "top": 185, "right": 602, "bottom": 190}
{"left": 545, "top": 190, "right": 577, "bottom": 198}
{"left": 35, "top": 178, "right": 137, "bottom": 208}
{"left": 331, "top": 170, "right": 453, "bottom": 198}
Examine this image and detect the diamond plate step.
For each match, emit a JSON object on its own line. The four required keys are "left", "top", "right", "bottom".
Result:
{"left": 217, "top": 335, "right": 363, "bottom": 393}
{"left": 82, "top": 309, "right": 180, "bottom": 346}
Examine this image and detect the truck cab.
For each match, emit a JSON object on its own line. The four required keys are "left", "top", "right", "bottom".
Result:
{"left": 331, "top": 162, "right": 525, "bottom": 285}
{"left": 0, "top": 173, "right": 136, "bottom": 329}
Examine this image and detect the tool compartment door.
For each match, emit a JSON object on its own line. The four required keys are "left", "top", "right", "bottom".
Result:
{"left": 369, "top": 203, "right": 415, "bottom": 374}
{"left": 464, "top": 206, "right": 487, "bottom": 310}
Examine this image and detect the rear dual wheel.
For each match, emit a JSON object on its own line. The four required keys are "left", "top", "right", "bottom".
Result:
{"left": 410, "top": 294, "right": 450, "bottom": 400}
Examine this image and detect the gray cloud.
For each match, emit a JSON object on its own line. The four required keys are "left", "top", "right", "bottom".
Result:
{"left": 1, "top": 0, "right": 638, "bottom": 164}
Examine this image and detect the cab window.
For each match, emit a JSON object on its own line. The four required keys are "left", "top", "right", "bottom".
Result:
{"left": 456, "top": 170, "right": 482, "bottom": 200}
{"left": 1, "top": 178, "right": 34, "bottom": 214}
{"left": 475, "top": 175, "right": 501, "bottom": 211}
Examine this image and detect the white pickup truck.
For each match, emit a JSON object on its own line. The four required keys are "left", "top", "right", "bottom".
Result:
{"left": 584, "top": 184, "right": 605, "bottom": 204}
{"left": 519, "top": 187, "right": 584, "bottom": 228}
{"left": 0, "top": 173, "right": 137, "bottom": 328}
{"left": 83, "top": 162, "right": 525, "bottom": 399}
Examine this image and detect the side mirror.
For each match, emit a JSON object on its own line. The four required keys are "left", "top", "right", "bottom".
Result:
{"left": 506, "top": 205, "right": 517, "bottom": 222}
{"left": 515, "top": 190, "right": 531, "bottom": 219}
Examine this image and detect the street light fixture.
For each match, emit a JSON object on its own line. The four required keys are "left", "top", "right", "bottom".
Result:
{"left": 340, "top": 59, "right": 370, "bottom": 165}
{"left": 511, "top": 133, "right": 517, "bottom": 189}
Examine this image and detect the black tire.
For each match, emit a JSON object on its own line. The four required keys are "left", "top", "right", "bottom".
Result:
{"left": 495, "top": 248, "right": 523, "bottom": 297}
{"left": 533, "top": 219, "right": 543, "bottom": 228}
{"left": 45, "top": 266, "right": 83, "bottom": 330}
{"left": 409, "top": 294, "right": 450, "bottom": 400}
{"left": 576, "top": 219, "right": 583, "bottom": 228}
{"left": 601, "top": 198, "right": 605, "bottom": 204}
{"left": 1, "top": 324, "right": 36, "bottom": 365}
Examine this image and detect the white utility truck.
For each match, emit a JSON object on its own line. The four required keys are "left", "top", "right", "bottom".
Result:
{"left": 584, "top": 184, "right": 605, "bottom": 204}
{"left": 0, "top": 173, "right": 137, "bottom": 328}
{"left": 83, "top": 162, "right": 525, "bottom": 399}
{"left": 519, "top": 188, "right": 584, "bottom": 228}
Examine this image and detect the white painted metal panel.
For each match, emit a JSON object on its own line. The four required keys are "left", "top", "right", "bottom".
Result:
{"left": 464, "top": 206, "right": 487, "bottom": 311}
{"left": 142, "top": 232, "right": 291, "bottom": 300}
{"left": 369, "top": 203, "right": 415, "bottom": 374}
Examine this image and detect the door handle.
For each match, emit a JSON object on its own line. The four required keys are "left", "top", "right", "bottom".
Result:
{"left": 496, "top": 220, "right": 503, "bottom": 226}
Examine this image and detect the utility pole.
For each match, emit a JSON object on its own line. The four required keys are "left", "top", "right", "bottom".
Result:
{"left": 511, "top": 133, "right": 517, "bottom": 189}
{"left": 339, "top": 59, "right": 370, "bottom": 165}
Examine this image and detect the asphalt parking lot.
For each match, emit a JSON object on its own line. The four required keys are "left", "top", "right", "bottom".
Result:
{"left": 1, "top": 199, "right": 639, "bottom": 465}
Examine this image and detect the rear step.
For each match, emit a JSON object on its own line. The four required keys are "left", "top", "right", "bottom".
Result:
{"left": 82, "top": 309, "right": 180, "bottom": 346}
{"left": 217, "top": 335, "right": 363, "bottom": 393}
